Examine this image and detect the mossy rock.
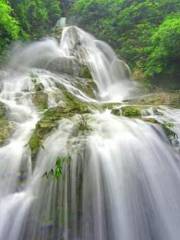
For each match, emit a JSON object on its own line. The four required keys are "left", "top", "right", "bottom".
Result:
{"left": 28, "top": 131, "right": 42, "bottom": 158}
{"left": 0, "top": 102, "right": 7, "bottom": 118}
{"left": 161, "top": 122, "right": 178, "bottom": 143}
{"left": 142, "top": 117, "right": 177, "bottom": 144}
{"left": 112, "top": 105, "right": 141, "bottom": 118}
{"left": 51, "top": 27, "right": 63, "bottom": 40}
{"left": 78, "top": 65, "right": 98, "bottom": 98}
{"left": 142, "top": 117, "right": 159, "bottom": 124}
{"left": 79, "top": 65, "right": 92, "bottom": 79}
{"left": 70, "top": 114, "right": 93, "bottom": 138}
{"left": 32, "top": 92, "right": 48, "bottom": 111}
{"left": 0, "top": 102, "right": 13, "bottom": 144}
{"left": 0, "top": 119, "right": 13, "bottom": 145}
{"left": 130, "top": 91, "right": 180, "bottom": 108}
{"left": 29, "top": 90, "right": 92, "bottom": 158}
{"left": 121, "top": 106, "right": 141, "bottom": 117}
{"left": 74, "top": 77, "right": 98, "bottom": 99}
{"left": 30, "top": 75, "right": 48, "bottom": 111}
{"left": 34, "top": 83, "right": 44, "bottom": 92}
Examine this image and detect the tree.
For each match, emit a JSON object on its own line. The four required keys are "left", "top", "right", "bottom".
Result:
{"left": 146, "top": 15, "right": 180, "bottom": 87}
{"left": 0, "top": 0, "right": 20, "bottom": 54}
{"left": 69, "top": 0, "right": 180, "bottom": 88}
{"left": 8, "top": 0, "right": 61, "bottom": 39}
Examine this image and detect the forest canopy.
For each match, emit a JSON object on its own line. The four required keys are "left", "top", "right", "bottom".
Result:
{"left": 0, "top": 0, "right": 20, "bottom": 54}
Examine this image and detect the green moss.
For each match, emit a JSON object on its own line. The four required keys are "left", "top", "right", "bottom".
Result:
{"left": 31, "top": 74, "right": 48, "bottom": 111}
{"left": 34, "top": 83, "right": 44, "bottom": 91}
{"left": 142, "top": 117, "right": 159, "bottom": 124}
{"left": 76, "top": 115, "right": 92, "bottom": 134}
{"left": 0, "top": 102, "right": 6, "bottom": 118}
{"left": 32, "top": 92, "right": 48, "bottom": 111}
{"left": 28, "top": 132, "right": 42, "bottom": 157}
{"left": 29, "top": 90, "right": 92, "bottom": 157}
{"left": 0, "top": 119, "right": 13, "bottom": 145}
{"left": 0, "top": 102, "right": 13, "bottom": 145}
{"left": 112, "top": 105, "right": 141, "bottom": 118}
{"left": 76, "top": 78, "right": 97, "bottom": 98}
{"left": 51, "top": 27, "right": 63, "bottom": 40}
{"left": 79, "top": 65, "right": 92, "bottom": 79}
{"left": 161, "top": 122, "right": 177, "bottom": 143}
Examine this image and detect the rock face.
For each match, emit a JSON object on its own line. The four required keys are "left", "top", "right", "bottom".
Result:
{"left": 112, "top": 105, "right": 141, "bottom": 117}
{"left": 29, "top": 86, "right": 92, "bottom": 158}
{"left": 0, "top": 102, "right": 13, "bottom": 145}
{"left": 129, "top": 91, "right": 180, "bottom": 108}
{"left": 0, "top": 102, "right": 6, "bottom": 118}
{"left": 45, "top": 57, "right": 80, "bottom": 76}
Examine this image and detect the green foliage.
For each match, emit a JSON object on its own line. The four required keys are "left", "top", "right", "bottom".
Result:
{"left": 146, "top": 15, "right": 180, "bottom": 87}
{"left": 8, "top": 0, "right": 61, "bottom": 39}
{"left": 0, "top": 0, "right": 20, "bottom": 54}
{"left": 121, "top": 106, "right": 141, "bottom": 118}
{"left": 0, "top": 0, "right": 62, "bottom": 55}
{"left": 69, "top": 0, "right": 180, "bottom": 88}
{"left": 112, "top": 105, "right": 141, "bottom": 118}
{"left": 77, "top": 115, "right": 92, "bottom": 133}
{"left": 43, "top": 155, "right": 71, "bottom": 179}
{"left": 54, "top": 157, "right": 64, "bottom": 178}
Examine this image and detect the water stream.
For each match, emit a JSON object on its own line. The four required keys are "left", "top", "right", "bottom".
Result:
{"left": 0, "top": 26, "right": 180, "bottom": 240}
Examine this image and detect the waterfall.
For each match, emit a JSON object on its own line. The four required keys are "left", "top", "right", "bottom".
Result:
{"left": 0, "top": 26, "right": 180, "bottom": 240}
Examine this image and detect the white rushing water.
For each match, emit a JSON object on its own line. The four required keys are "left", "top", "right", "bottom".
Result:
{"left": 0, "top": 26, "right": 180, "bottom": 240}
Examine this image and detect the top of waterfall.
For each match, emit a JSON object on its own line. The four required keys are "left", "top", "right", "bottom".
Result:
{"left": 55, "top": 17, "right": 66, "bottom": 28}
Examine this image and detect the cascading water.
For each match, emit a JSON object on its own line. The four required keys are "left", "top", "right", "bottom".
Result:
{"left": 0, "top": 25, "right": 180, "bottom": 240}
{"left": 60, "top": 26, "right": 135, "bottom": 101}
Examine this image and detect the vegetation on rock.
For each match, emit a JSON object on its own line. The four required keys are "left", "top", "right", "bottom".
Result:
{"left": 161, "top": 122, "right": 178, "bottom": 143}
{"left": 112, "top": 105, "right": 141, "bottom": 118}
{"left": 0, "top": 102, "right": 13, "bottom": 144}
{"left": 29, "top": 89, "right": 91, "bottom": 157}
{"left": 129, "top": 91, "right": 180, "bottom": 108}
{"left": 43, "top": 155, "right": 71, "bottom": 179}
{"left": 31, "top": 74, "right": 48, "bottom": 111}
{"left": 32, "top": 91, "right": 48, "bottom": 111}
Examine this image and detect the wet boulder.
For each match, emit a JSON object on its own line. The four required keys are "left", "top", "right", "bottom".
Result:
{"left": 0, "top": 119, "right": 13, "bottom": 145}
{"left": 0, "top": 101, "right": 7, "bottom": 118}
{"left": 45, "top": 57, "right": 81, "bottom": 76}
{"left": 0, "top": 102, "right": 14, "bottom": 145}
